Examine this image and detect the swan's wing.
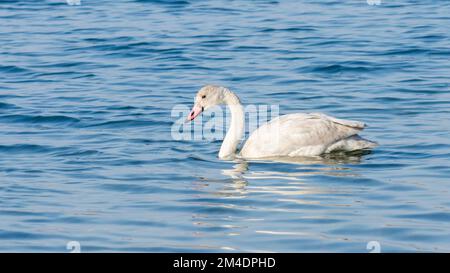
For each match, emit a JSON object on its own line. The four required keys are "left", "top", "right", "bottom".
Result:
{"left": 277, "top": 113, "right": 365, "bottom": 147}
{"left": 309, "top": 113, "right": 366, "bottom": 129}
{"left": 241, "top": 113, "right": 366, "bottom": 157}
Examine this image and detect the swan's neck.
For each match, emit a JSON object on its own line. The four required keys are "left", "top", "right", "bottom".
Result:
{"left": 219, "top": 89, "right": 244, "bottom": 159}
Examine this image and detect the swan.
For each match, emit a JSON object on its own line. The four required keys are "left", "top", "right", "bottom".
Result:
{"left": 187, "top": 85, "right": 377, "bottom": 160}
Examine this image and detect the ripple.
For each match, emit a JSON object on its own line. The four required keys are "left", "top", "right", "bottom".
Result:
{"left": 0, "top": 230, "right": 53, "bottom": 240}
{"left": 0, "top": 114, "right": 80, "bottom": 125}
{"left": 394, "top": 213, "right": 450, "bottom": 223}
{"left": 85, "top": 119, "right": 166, "bottom": 128}
{"left": 0, "top": 144, "right": 69, "bottom": 155}
{"left": 299, "top": 63, "right": 382, "bottom": 74}
{"left": 378, "top": 48, "right": 431, "bottom": 56}
{"left": 260, "top": 26, "right": 316, "bottom": 33}
{"left": 0, "top": 102, "right": 18, "bottom": 109}
{"left": 0, "top": 65, "right": 33, "bottom": 75}
{"left": 135, "top": 0, "right": 190, "bottom": 5}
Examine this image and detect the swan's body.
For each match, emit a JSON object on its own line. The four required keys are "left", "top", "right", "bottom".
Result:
{"left": 241, "top": 113, "right": 375, "bottom": 158}
{"left": 187, "top": 85, "right": 377, "bottom": 160}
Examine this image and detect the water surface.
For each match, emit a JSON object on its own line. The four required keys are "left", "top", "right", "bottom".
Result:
{"left": 1, "top": 0, "right": 450, "bottom": 252}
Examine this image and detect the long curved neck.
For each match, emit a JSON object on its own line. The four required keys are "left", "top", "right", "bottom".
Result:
{"left": 219, "top": 89, "right": 244, "bottom": 159}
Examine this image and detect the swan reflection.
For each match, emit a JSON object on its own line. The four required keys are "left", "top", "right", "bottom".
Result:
{"left": 223, "top": 151, "right": 370, "bottom": 186}
{"left": 188, "top": 152, "right": 369, "bottom": 250}
{"left": 191, "top": 151, "right": 370, "bottom": 201}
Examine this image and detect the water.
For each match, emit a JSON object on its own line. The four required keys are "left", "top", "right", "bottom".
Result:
{"left": 1, "top": 0, "right": 450, "bottom": 252}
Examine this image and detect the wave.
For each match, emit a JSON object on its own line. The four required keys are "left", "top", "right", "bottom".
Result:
{"left": 0, "top": 65, "right": 33, "bottom": 75}
{"left": 134, "top": 0, "right": 190, "bottom": 5}
{"left": 0, "top": 144, "right": 60, "bottom": 154}
{"left": 0, "top": 102, "right": 18, "bottom": 109}
{"left": 300, "top": 63, "right": 375, "bottom": 74}
{"left": 85, "top": 119, "right": 169, "bottom": 128}
{"left": 0, "top": 114, "right": 80, "bottom": 125}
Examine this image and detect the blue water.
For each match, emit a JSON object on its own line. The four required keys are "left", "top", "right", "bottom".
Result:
{"left": 1, "top": 0, "right": 450, "bottom": 252}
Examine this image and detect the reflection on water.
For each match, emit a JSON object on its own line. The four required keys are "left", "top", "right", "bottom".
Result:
{"left": 200, "top": 151, "right": 367, "bottom": 197}
{"left": 189, "top": 153, "right": 370, "bottom": 251}
{"left": 221, "top": 152, "right": 369, "bottom": 193}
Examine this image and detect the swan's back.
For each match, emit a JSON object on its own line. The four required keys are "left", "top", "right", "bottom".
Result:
{"left": 240, "top": 113, "right": 368, "bottom": 158}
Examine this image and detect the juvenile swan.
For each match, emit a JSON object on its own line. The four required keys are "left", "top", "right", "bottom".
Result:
{"left": 187, "top": 85, "right": 377, "bottom": 160}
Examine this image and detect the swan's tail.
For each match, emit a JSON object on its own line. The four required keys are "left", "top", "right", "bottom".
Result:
{"left": 325, "top": 135, "right": 377, "bottom": 153}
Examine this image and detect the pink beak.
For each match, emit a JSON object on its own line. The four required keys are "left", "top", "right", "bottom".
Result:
{"left": 186, "top": 105, "right": 203, "bottom": 121}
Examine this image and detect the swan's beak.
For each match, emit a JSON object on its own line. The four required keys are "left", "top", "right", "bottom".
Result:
{"left": 186, "top": 105, "right": 203, "bottom": 122}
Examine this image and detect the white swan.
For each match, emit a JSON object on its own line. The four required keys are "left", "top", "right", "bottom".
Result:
{"left": 187, "top": 85, "right": 377, "bottom": 160}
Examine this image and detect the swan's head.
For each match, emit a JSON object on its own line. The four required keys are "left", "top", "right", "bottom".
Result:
{"left": 187, "top": 85, "right": 226, "bottom": 121}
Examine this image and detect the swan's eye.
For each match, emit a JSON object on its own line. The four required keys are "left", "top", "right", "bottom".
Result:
{"left": 201, "top": 95, "right": 206, "bottom": 99}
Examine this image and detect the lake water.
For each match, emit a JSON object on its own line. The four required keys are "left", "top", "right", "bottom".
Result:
{"left": 1, "top": 0, "right": 450, "bottom": 252}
